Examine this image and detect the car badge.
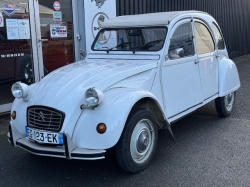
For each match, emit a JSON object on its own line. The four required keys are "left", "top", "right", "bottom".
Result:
{"left": 91, "top": 0, "right": 106, "bottom": 9}
{"left": 37, "top": 111, "right": 46, "bottom": 121}
{"left": 0, "top": 3, "right": 21, "bottom": 17}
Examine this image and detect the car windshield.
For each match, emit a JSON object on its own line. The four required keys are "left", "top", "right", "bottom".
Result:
{"left": 92, "top": 27, "right": 167, "bottom": 53}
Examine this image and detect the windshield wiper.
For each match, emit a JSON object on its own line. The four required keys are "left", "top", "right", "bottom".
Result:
{"left": 106, "top": 42, "right": 132, "bottom": 54}
{"left": 132, "top": 39, "right": 163, "bottom": 54}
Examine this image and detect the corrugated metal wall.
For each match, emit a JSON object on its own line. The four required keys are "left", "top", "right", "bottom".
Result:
{"left": 116, "top": 0, "right": 250, "bottom": 58}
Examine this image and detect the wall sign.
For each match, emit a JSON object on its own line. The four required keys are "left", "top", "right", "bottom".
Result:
{"left": 0, "top": 3, "right": 21, "bottom": 17}
{"left": 91, "top": 0, "right": 106, "bottom": 9}
{"left": 1, "top": 53, "right": 24, "bottom": 58}
{"left": 6, "top": 19, "right": 19, "bottom": 39}
{"left": 53, "top": 1, "right": 61, "bottom": 11}
{"left": 18, "top": 20, "right": 30, "bottom": 39}
{"left": 53, "top": 11, "right": 62, "bottom": 23}
{"left": 92, "top": 12, "right": 109, "bottom": 38}
{"left": 84, "top": 0, "right": 116, "bottom": 53}
{"left": 50, "top": 26, "right": 67, "bottom": 38}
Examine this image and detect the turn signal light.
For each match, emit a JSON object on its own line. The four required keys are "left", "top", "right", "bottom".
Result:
{"left": 11, "top": 111, "right": 16, "bottom": 120}
{"left": 96, "top": 123, "right": 106, "bottom": 134}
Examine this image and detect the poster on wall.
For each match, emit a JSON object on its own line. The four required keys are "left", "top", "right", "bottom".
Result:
{"left": 18, "top": 19, "right": 30, "bottom": 39}
{"left": 84, "top": 0, "right": 116, "bottom": 54}
{"left": 0, "top": 12, "right": 4, "bottom": 27}
{"left": 53, "top": 11, "right": 62, "bottom": 23}
{"left": 50, "top": 25, "right": 67, "bottom": 38}
{"left": 6, "top": 19, "right": 19, "bottom": 39}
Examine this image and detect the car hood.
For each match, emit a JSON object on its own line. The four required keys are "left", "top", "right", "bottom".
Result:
{"left": 28, "top": 59, "right": 158, "bottom": 107}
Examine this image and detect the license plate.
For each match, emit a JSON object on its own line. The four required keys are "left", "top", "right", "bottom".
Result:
{"left": 25, "top": 126, "right": 64, "bottom": 145}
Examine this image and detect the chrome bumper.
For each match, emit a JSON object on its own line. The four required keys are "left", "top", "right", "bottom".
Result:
{"left": 8, "top": 123, "right": 106, "bottom": 160}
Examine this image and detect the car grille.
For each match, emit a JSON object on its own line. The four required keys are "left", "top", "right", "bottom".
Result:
{"left": 27, "top": 106, "right": 65, "bottom": 132}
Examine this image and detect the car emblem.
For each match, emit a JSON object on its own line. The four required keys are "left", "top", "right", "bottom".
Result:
{"left": 91, "top": 0, "right": 106, "bottom": 9}
{"left": 37, "top": 111, "right": 46, "bottom": 121}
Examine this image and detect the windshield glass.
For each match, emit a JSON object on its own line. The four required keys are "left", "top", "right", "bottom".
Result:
{"left": 92, "top": 27, "right": 167, "bottom": 52}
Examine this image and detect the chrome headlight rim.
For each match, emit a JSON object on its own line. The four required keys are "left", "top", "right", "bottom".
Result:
{"left": 11, "top": 82, "right": 29, "bottom": 99}
{"left": 85, "top": 88, "right": 104, "bottom": 107}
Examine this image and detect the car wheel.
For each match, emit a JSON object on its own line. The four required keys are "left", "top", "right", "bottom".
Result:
{"left": 24, "top": 62, "right": 33, "bottom": 85}
{"left": 215, "top": 92, "right": 236, "bottom": 117}
{"left": 115, "top": 109, "right": 158, "bottom": 173}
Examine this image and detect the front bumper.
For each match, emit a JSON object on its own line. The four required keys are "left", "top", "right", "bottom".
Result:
{"left": 8, "top": 122, "right": 106, "bottom": 160}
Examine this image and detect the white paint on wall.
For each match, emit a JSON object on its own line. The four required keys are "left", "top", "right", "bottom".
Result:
{"left": 84, "top": 0, "right": 116, "bottom": 54}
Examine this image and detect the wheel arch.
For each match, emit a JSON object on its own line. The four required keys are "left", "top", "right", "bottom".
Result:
{"left": 218, "top": 57, "right": 240, "bottom": 97}
{"left": 71, "top": 88, "right": 168, "bottom": 150}
{"left": 131, "top": 97, "right": 167, "bottom": 130}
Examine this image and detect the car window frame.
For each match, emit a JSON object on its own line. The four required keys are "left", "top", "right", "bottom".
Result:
{"left": 193, "top": 20, "right": 215, "bottom": 55}
{"left": 211, "top": 22, "right": 226, "bottom": 50}
{"left": 91, "top": 26, "right": 168, "bottom": 52}
{"left": 167, "top": 19, "right": 195, "bottom": 61}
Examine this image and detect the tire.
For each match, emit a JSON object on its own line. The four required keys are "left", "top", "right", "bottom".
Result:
{"left": 115, "top": 109, "right": 158, "bottom": 173}
{"left": 215, "top": 92, "right": 236, "bottom": 117}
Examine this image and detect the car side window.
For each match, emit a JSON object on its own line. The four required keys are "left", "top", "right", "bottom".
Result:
{"left": 212, "top": 23, "right": 225, "bottom": 50}
{"left": 0, "top": 33, "right": 12, "bottom": 51}
{"left": 168, "top": 22, "right": 195, "bottom": 60}
{"left": 194, "top": 22, "right": 215, "bottom": 54}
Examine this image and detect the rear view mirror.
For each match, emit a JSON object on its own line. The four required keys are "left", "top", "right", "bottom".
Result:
{"left": 128, "top": 30, "right": 140, "bottom": 36}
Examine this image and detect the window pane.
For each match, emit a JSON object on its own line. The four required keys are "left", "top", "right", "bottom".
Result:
{"left": 168, "top": 22, "right": 195, "bottom": 59}
{"left": 92, "top": 27, "right": 167, "bottom": 52}
{"left": 0, "top": 34, "right": 12, "bottom": 51}
{"left": 212, "top": 23, "right": 225, "bottom": 50}
{"left": 194, "top": 22, "right": 214, "bottom": 54}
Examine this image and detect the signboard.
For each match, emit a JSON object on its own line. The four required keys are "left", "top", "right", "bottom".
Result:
{"left": 6, "top": 19, "right": 19, "bottom": 39}
{"left": 0, "top": 3, "right": 21, "bottom": 17}
{"left": 50, "top": 25, "right": 67, "bottom": 38}
{"left": 53, "top": 11, "right": 62, "bottom": 23}
{"left": 53, "top": 1, "right": 61, "bottom": 11}
{"left": 84, "top": 0, "right": 116, "bottom": 53}
{"left": 18, "top": 19, "right": 30, "bottom": 39}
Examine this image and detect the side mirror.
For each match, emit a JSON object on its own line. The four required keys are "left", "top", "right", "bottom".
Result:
{"left": 218, "top": 39, "right": 225, "bottom": 50}
{"left": 169, "top": 48, "right": 184, "bottom": 59}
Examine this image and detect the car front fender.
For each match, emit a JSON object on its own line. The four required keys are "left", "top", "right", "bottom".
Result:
{"left": 218, "top": 57, "right": 240, "bottom": 97}
{"left": 71, "top": 88, "right": 162, "bottom": 150}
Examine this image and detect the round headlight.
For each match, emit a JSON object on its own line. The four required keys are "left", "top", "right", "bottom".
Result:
{"left": 11, "top": 82, "right": 29, "bottom": 99}
{"left": 85, "top": 88, "right": 104, "bottom": 107}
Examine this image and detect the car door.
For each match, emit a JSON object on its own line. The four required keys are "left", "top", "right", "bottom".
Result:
{"left": 162, "top": 19, "right": 203, "bottom": 120}
{"left": 194, "top": 20, "right": 218, "bottom": 101}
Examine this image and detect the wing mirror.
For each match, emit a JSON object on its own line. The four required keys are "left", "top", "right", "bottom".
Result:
{"left": 168, "top": 48, "right": 185, "bottom": 59}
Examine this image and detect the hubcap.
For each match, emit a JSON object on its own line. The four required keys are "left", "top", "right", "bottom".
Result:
{"left": 130, "top": 119, "right": 155, "bottom": 164}
{"left": 136, "top": 129, "right": 150, "bottom": 153}
{"left": 224, "top": 92, "right": 234, "bottom": 112}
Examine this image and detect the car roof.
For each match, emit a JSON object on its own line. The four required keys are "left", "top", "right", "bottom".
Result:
{"left": 101, "top": 11, "right": 210, "bottom": 28}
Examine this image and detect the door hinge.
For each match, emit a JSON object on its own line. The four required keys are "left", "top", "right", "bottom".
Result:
{"left": 76, "top": 34, "right": 81, "bottom": 40}
{"left": 80, "top": 48, "right": 85, "bottom": 57}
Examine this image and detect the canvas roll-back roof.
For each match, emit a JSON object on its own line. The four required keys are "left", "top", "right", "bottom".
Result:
{"left": 101, "top": 11, "right": 207, "bottom": 28}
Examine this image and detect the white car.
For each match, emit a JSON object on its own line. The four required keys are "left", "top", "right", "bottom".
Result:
{"left": 8, "top": 11, "right": 240, "bottom": 173}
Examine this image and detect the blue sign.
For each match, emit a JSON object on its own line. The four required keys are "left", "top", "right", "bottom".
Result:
{"left": 0, "top": 3, "right": 21, "bottom": 17}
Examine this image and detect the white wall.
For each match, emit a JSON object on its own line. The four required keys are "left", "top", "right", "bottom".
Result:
{"left": 84, "top": 0, "right": 116, "bottom": 54}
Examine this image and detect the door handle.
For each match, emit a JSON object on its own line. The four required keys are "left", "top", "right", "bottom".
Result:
{"left": 38, "top": 39, "right": 48, "bottom": 42}
{"left": 194, "top": 60, "right": 199, "bottom": 64}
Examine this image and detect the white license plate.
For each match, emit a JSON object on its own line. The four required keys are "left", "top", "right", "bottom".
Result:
{"left": 25, "top": 126, "right": 64, "bottom": 145}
